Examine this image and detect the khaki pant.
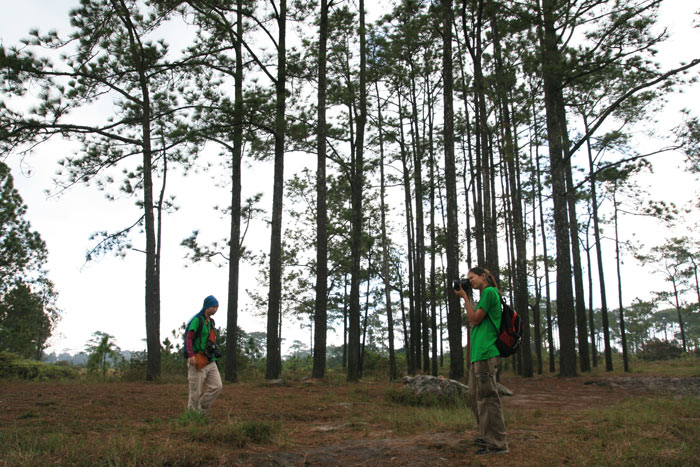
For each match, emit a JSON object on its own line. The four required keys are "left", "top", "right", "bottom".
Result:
{"left": 187, "top": 361, "right": 222, "bottom": 413}
{"left": 468, "top": 356, "right": 508, "bottom": 450}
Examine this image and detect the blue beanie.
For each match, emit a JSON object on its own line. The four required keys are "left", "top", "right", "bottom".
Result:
{"left": 200, "top": 295, "right": 219, "bottom": 313}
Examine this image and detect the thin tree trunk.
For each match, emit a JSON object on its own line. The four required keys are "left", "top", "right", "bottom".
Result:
{"left": 343, "top": 273, "right": 348, "bottom": 369}
{"left": 347, "top": 0, "right": 367, "bottom": 382}
{"left": 671, "top": 279, "right": 687, "bottom": 351}
{"left": 397, "top": 265, "right": 410, "bottom": 371}
{"left": 265, "top": 0, "right": 287, "bottom": 380}
{"left": 539, "top": 0, "right": 577, "bottom": 376}
{"left": 133, "top": 28, "right": 160, "bottom": 383}
{"left": 489, "top": 7, "right": 531, "bottom": 376}
{"left": 583, "top": 114, "right": 613, "bottom": 371}
{"left": 612, "top": 185, "right": 630, "bottom": 371}
{"left": 442, "top": 0, "right": 464, "bottom": 381}
{"left": 225, "top": 0, "right": 244, "bottom": 383}
{"left": 534, "top": 103, "right": 555, "bottom": 373}
{"left": 398, "top": 93, "right": 418, "bottom": 374}
{"left": 560, "top": 104, "right": 590, "bottom": 373}
{"left": 312, "top": 0, "right": 329, "bottom": 379}
{"left": 409, "top": 71, "right": 429, "bottom": 375}
{"left": 584, "top": 207, "right": 598, "bottom": 367}
{"left": 428, "top": 86, "right": 438, "bottom": 377}
{"left": 376, "top": 81, "right": 397, "bottom": 381}
{"left": 453, "top": 20, "right": 474, "bottom": 268}
{"left": 529, "top": 118, "right": 543, "bottom": 375}
{"left": 459, "top": 0, "right": 485, "bottom": 265}
{"left": 360, "top": 255, "right": 371, "bottom": 377}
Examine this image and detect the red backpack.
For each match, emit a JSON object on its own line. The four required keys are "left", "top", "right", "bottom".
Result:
{"left": 487, "top": 297, "right": 523, "bottom": 357}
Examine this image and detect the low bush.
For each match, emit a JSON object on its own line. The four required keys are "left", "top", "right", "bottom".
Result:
{"left": 639, "top": 339, "right": 684, "bottom": 361}
{"left": 0, "top": 352, "right": 79, "bottom": 380}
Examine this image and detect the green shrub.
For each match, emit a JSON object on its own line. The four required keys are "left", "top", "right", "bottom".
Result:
{"left": 639, "top": 339, "right": 684, "bottom": 361}
{"left": 0, "top": 352, "right": 79, "bottom": 380}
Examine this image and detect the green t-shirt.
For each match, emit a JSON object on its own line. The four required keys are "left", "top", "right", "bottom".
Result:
{"left": 469, "top": 286, "right": 502, "bottom": 363}
{"left": 188, "top": 315, "right": 215, "bottom": 360}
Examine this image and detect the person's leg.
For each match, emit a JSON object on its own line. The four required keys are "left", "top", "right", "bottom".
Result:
{"left": 187, "top": 363, "right": 205, "bottom": 412}
{"left": 199, "top": 362, "right": 223, "bottom": 413}
{"left": 477, "top": 356, "right": 507, "bottom": 451}
{"left": 467, "top": 361, "right": 481, "bottom": 432}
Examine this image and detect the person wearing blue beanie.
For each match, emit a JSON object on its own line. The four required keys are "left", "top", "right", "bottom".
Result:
{"left": 200, "top": 295, "right": 219, "bottom": 314}
{"left": 185, "top": 295, "right": 222, "bottom": 414}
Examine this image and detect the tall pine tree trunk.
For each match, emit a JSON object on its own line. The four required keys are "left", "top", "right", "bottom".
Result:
{"left": 583, "top": 114, "right": 613, "bottom": 371}
{"left": 225, "top": 0, "right": 244, "bottom": 383}
{"left": 539, "top": 0, "right": 577, "bottom": 376}
{"left": 312, "top": 0, "right": 329, "bottom": 379}
{"left": 534, "top": 114, "right": 556, "bottom": 373}
{"left": 121, "top": 4, "right": 160, "bottom": 380}
{"left": 560, "top": 105, "right": 590, "bottom": 373}
{"left": 489, "top": 7, "right": 532, "bottom": 376}
{"left": 612, "top": 185, "right": 630, "bottom": 372}
{"left": 265, "top": 0, "right": 287, "bottom": 380}
{"left": 376, "top": 82, "right": 397, "bottom": 381}
{"left": 347, "top": 0, "right": 367, "bottom": 382}
{"left": 442, "top": 0, "right": 464, "bottom": 381}
{"left": 428, "top": 88, "right": 438, "bottom": 377}
{"left": 398, "top": 93, "right": 418, "bottom": 374}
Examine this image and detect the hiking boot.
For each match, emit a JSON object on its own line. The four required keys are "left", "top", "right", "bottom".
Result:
{"left": 473, "top": 438, "right": 486, "bottom": 447}
{"left": 475, "top": 446, "right": 509, "bottom": 455}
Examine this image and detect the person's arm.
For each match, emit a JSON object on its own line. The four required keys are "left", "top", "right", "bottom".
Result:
{"left": 455, "top": 285, "right": 486, "bottom": 326}
{"left": 186, "top": 327, "right": 197, "bottom": 366}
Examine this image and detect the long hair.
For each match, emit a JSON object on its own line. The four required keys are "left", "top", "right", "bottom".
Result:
{"left": 469, "top": 266, "right": 500, "bottom": 295}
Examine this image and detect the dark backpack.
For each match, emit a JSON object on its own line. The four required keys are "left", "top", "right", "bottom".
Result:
{"left": 487, "top": 297, "right": 523, "bottom": 357}
{"left": 182, "top": 314, "right": 215, "bottom": 359}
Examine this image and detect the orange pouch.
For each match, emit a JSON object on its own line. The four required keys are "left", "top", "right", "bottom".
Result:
{"left": 194, "top": 352, "right": 209, "bottom": 370}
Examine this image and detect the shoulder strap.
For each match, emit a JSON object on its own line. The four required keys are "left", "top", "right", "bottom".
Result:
{"left": 188, "top": 314, "right": 205, "bottom": 339}
{"left": 485, "top": 296, "right": 506, "bottom": 333}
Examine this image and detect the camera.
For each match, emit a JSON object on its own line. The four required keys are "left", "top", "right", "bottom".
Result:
{"left": 204, "top": 340, "right": 223, "bottom": 360}
{"left": 452, "top": 278, "right": 471, "bottom": 291}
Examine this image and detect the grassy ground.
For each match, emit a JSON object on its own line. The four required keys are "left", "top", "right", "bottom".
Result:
{"left": 0, "top": 358, "right": 698, "bottom": 466}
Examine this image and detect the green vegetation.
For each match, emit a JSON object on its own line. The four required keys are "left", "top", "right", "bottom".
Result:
{"left": 0, "top": 352, "right": 79, "bottom": 380}
{"left": 560, "top": 397, "right": 700, "bottom": 465}
{"left": 0, "top": 163, "right": 59, "bottom": 361}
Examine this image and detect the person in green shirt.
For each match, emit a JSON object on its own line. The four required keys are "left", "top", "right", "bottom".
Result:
{"left": 455, "top": 266, "right": 509, "bottom": 455}
{"left": 186, "top": 295, "right": 223, "bottom": 414}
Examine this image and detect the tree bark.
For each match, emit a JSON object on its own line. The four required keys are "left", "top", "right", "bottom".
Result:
{"left": 539, "top": 0, "right": 577, "bottom": 377}
{"left": 583, "top": 114, "right": 613, "bottom": 371}
{"left": 347, "top": 0, "right": 367, "bottom": 382}
{"left": 442, "top": 0, "right": 464, "bottom": 381}
{"left": 489, "top": 6, "right": 532, "bottom": 377}
{"left": 116, "top": 0, "right": 161, "bottom": 380}
{"left": 312, "top": 0, "right": 329, "bottom": 379}
{"left": 612, "top": 185, "right": 630, "bottom": 372}
{"left": 375, "top": 82, "right": 397, "bottom": 381}
{"left": 560, "top": 104, "right": 590, "bottom": 373}
{"left": 265, "top": 0, "right": 286, "bottom": 380}
{"left": 225, "top": 0, "right": 244, "bottom": 383}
